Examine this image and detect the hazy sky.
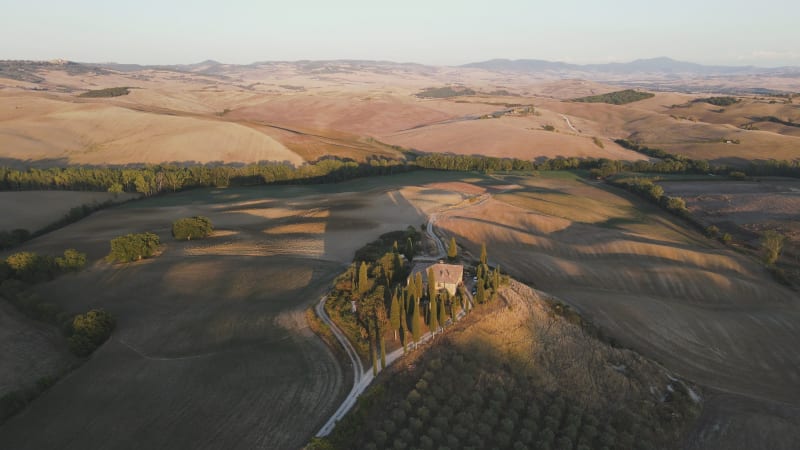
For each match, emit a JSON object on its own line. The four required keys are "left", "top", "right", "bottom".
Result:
{"left": 2, "top": 0, "right": 798, "bottom": 66}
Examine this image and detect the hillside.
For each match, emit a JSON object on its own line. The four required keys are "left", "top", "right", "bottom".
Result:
{"left": 318, "top": 281, "right": 701, "bottom": 449}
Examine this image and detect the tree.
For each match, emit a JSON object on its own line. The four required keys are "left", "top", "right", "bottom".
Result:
{"left": 107, "top": 232, "right": 160, "bottom": 263}
{"left": 405, "top": 237, "right": 414, "bottom": 261}
{"left": 172, "top": 216, "right": 213, "bottom": 240}
{"left": 415, "top": 272, "right": 424, "bottom": 300}
{"left": 429, "top": 295, "right": 439, "bottom": 335}
{"left": 411, "top": 298, "right": 422, "bottom": 344}
{"left": 390, "top": 290, "right": 401, "bottom": 341}
{"left": 476, "top": 282, "right": 486, "bottom": 304}
{"left": 438, "top": 292, "right": 448, "bottom": 329}
{"left": 448, "top": 237, "right": 458, "bottom": 260}
{"left": 68, "top": 309, "right": 115, "bottom": 357}
{"left": 480, "top": 243, "right": 488, "bottom": 265}
{"left": 358, "top": 261, "right": 369, "bottom": 294}
{"left": 427, "top": 267, "right": 437, "bottom": 301}
{"left": 55, "top": 249, "right": 87, "bottom": 272}
{"left": 761, "top": 230, "right": 786, "bottom": 265}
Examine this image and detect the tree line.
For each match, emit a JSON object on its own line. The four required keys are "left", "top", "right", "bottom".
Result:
{"left": 1, "top": 150, "right": 797, "bottom": 199}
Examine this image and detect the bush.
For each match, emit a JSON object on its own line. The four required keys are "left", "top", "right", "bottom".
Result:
{"left": 5, "top": 252, "right": 56, "bottom": 283}
{"left": 68, "top": 309, "right": 116, "bottom": 357}
{"left": 107, "top": 232, "right": 160, "bottom": 263}
{"left": 55, "top": 249, "right": 87, "bottom": 272}
{"left": 172, "top": 216, "right": 214, "bottom": 240}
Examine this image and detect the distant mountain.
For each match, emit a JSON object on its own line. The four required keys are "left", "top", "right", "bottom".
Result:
{"left": 462, "top": 57, "right": 797, "bottom": 76}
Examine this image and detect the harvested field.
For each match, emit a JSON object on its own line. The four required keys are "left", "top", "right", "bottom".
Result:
{"left": 432, "top": 172, "right": 800, "bottom": 449}
{"left": 0, "top": 301, "right": 73, "bottom": 398}
{"left": 659, "top": 178, "right": 800, "bottom": 244}
{"left": 0, "top": 171, "right": 475, "bottom": 449}
{"left": 0, "top": 191, "right": 137, "bottom": 232}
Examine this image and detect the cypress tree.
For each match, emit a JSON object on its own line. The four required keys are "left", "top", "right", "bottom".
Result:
{"left": 447, "top": 237, "right": 458, "bottom": 260}
{"left": 390, "top": 290, "right": 401, "bottom": 341}
{"left": 380, "top": 334, "right": 386, "bottom": 369}
{"left": 477, "top": 282, "right": 486, "bottom": 304}
{"left": 407, "top": 275, "right": 416, "bottom": 305}
{"left": 415, "top": 272, "right": 424, "bottom": 300}
{"left": 429, "top": 295, "right": 439, "bottom": 335}
{"left": 427, "top": 267, "right": 437, "bottom": 302}
{"left": 438, "top": 293, "right": 448, "bottom": 329}
{"left": 370, "top": 322, "right": 378, "bottom": 376}
{"left": 480, "top": 243, "right": 488, "bottom": 265}
{"left": 405, "top": 237, "right": 414, "bottom": 261}
{"left": 358, "top": 261, "right": 369, "bottom": 294}
{"left": 400, "top": 305, "right": 409, "bottom": 353}
{"left": 392, "top": 240, "right": 399, "bottom": 253}
{"left": 411, "top": 298, "right": 422, "bottom": 344}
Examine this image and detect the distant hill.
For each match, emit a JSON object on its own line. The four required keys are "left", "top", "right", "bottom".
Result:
{"left": 462, "top": 57, "right": 799, "bottom": 76}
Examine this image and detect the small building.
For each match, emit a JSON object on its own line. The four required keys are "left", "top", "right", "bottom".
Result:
{"left": 408, "top": 262, "right": 464, "bottom": 296}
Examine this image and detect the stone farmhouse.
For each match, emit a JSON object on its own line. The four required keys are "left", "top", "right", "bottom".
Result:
{"left": 408, "top": 262, "right": 463, "bottom": 296}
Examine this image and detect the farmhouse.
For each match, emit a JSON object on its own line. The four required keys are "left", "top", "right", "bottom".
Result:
{"left": 408, "top": 262, "right": 463, "bottom": 296}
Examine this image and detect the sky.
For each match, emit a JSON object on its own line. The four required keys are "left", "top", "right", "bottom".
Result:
{"left": 1, "top": 0, "right": 799, "bottom": 67}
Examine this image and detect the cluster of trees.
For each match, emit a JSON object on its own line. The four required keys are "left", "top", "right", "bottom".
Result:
{"left": 693, "top": 96, "right": 739, "bottom": 106}
{"left": 472, "top": 243, "right": 505, "bottom": 305}
{"left": 607, "top": 177, "right": 689, "bottom": 218}
{"left": 67, "top": 309, "right": 116, "bottom": 357}
{"left": 415, "top": 86, "right": 476, "bottom": 99}
{"left": 2, "top": 149, "right": 797, "bottom": 201}
{"left": 172, "top": 216, "right": 213, "bottom": 240}
{"left": 572, "top": 89, "right": 655, "bottom": 105}
{"left": 0, "top": 157, "right": 411, "bottom": 195}
{"left": 78, "top": 87, "right": 130, "bottom": 98}
{"left": 752, "top": 116, "right": 800, "bottom": 128}
{"left": 317, "top": 344, "right": 692, "bottom": 450}
{"left": 2, "top": 248, "right": 86, "bottom": 283}
{"left": 107, "top": 232, "right": 160, "bottom": 263}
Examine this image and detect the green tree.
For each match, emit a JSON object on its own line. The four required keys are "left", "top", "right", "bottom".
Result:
{"left": 410, "top": 298, "right": 422, "bottom": 344}
{"left": 358, "top": 261, "right": 370, "bottom": 294}
{"left": 476, "top": 282, "right": 486, "bottom": 304}
{"left": 761, "top": 230, "right": 786, "bottom": 265}
{"left": 438, "top": 292, "right": 448, "bottom": 329}
{"left": 429, "top": 295, "right": 439, "bottom": 335}
{"left": 427, "top": 267, "right": 437, "bottom": 301}
{"left": 415, "top": 272, "right": 424, "bottom": 300}
{"left": 68, "top": 309, "right": 115, "bottom": 357}
{"left": 390, "top": 290, "right": 401, "bottom": 341}
{"left": 107, "top": 232, "right": 160, "bottom": 263}
{"left": 172, "top": 216, "right": 213, "bottom": 240}
{"left": 480, "top": 243, "right": 488, "bottom": 265}
{"left": 55, "top": 249, "right": 87, "bottom": 272}
{"left": 448, "top": 237, "right": 458, "bottom": 260}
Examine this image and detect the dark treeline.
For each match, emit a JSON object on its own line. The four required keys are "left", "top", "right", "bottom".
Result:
{"left": 0, "top": 158, "right": 412, "bottom": 195}
{"left": 1, "top": 149, "right": 798, "bottom": 197}
{"left": 614, "top": 139, "right": 800, "bottom": 178}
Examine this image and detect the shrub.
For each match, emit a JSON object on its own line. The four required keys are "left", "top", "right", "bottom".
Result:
{"left": 5, "top": 251, "right": 56, "bottom": 283}
{"left": 172, "top": 216, "right": 214, "bottom": 240}
{"left": 107, "top": 232, "right": 160, "bottom": 263}
{"left": 68, "top": 309, "right": 116, "bottom": 357}
{"left": 55, "top": 249, "right": 87, "bottom": 272}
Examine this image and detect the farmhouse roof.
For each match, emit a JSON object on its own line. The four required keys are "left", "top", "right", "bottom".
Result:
{"left": 410, "top": 262, "right": 463, "bottom": 286}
